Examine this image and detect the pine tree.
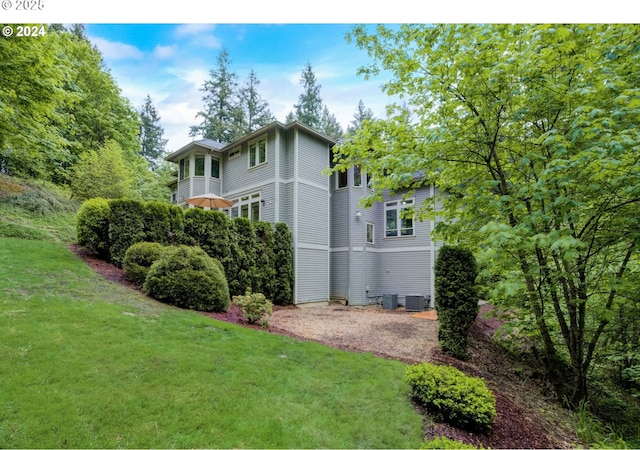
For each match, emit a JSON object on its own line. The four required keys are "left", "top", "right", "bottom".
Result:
{"left": 346, "top": 100, "right": 374, "bottom": 135}
{"left": 293, "top": 62, "right": 323, "bottom": 129}
{"left": 190, "top": 49, "right": 242, "bottom": 143}
{"left": 319, "top": 105, "right": 344, "bottom": 139}
{"left": 237, "top": 69, "right": 275, "bottom": 137}
{"left": 138, "top": 94, "right": 168, "bottom": 171}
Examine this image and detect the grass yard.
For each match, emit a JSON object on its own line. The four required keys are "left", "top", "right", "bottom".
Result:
{"left": 0, "top": 238, "right": 424, "bottom": 448}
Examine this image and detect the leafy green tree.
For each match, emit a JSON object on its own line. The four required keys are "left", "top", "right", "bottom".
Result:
{"left": 190, "top": 48, "right": 242, "bottom": 143}
{"left": 334, "top": 24, "right": 640, "bottom": 405}
{"left": 138, "top": 94, "right": 168, "bottom": 171}
{"left": 237, "top": 69, "right": 275, "bottom": 137}
{"left": 70, "top": 140, "right": 131, "bottom": 201}
{"left": 0, "top": 28, "right": 70, "bottom": 180}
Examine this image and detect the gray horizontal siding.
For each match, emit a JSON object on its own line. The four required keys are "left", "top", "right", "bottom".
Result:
{"left": 297, "top": 183, "right": 329, "bottom": 246}
{"left": 296, "top": 247, "right": 329, "bottom": 303}
{"left": 330, "top": 250, "right": 348, "bottom": 300}
{"left": 297, "top": 132, "right": 329, "bottom": 186}
{"left": 178, "top": 179, "right": 190, "bottom": 202}
{"left": 374, "top": 250, "right": 432, "bottom": 306}
{"left": 192, "top": 177, "right": 206, "bottom": 196}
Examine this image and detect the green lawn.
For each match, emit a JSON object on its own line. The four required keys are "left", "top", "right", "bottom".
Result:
{"left": 0, "top": 238, "right": 423, "bottom": 448}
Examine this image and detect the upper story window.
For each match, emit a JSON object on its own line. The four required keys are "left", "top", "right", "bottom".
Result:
{"left": 337, "top": 170, "right": 348, "bottom": 189}
{"left": 228, "top": 148, "right": 240, "bottom": 160}
{"left": 385, "top": 198, "right": 414, "bottom": 237}
{"left": 249, "top": 137, "right": 266, "bottom": 168}
{"left": 211, "top": 158, "right": 220, "bottom": 178}
{"left": 179, "top": 157, "right": 189, "bottom": 180}
{"left": 194, "top": 155, "right": 205, "bottom": 176}
{"left": 353, "top": 165, "right": 362, "bottom": 187}
{"left": 366, "top": 222, "right": 375, "bottom": 244}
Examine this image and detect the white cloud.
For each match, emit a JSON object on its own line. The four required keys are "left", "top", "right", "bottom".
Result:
{"left": 153, "top": 45, "right": 177, "bottom": 59}
{"left": 89, "top": 36, "right": 144, "bottom": 60}
{"left": 174, "top": 24, "right": 217, "bottom": 37}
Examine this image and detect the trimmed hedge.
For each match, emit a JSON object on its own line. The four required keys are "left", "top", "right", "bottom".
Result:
{"left": 434, "top": 245, "right": 479, "bottom": 360}
{"left": 123, "top": 242, "right": 168, "bottom": 286}
{"left": 108, "top": 199, "right": 146, "bottom": 268}
{"left": 273, "top": 222, "right": 294, "bottom": 305}
{"left": 143, "top": 245, "right": 230, "bottom": 312}
{"left": 76, "top": 198, "right": 111, "bottom": 260}
{"left": 405, "top": 362, "right": 496, "bottom": 432}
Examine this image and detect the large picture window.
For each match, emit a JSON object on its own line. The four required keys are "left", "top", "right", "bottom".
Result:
{"left": 385, "top": 198, "right": 414, "bottom": 237}
{"left": 249, "top": 137, "right": 267, "bottom": 167}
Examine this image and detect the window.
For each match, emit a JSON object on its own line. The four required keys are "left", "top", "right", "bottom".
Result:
{"left": 385, "top": 198, "right": 414, "bottom": 237}
{"left": 229, "top": 192, "right": 261, "bottom": 222}
{"left": 194, "top": 155, "right": 205, "bottom": 176}
{"left": 337, "top": 170, "right": 348, "bottom": 189}
{"left": 211, "top": 158, "right": 220, "bottom": 178}
{"left": 353, "top": 165, "right": 362, "bottom": 187}
{"left": 366, "top": 222, "right": 375, "bottom": 244}
{"left": 249, "top": 138, "right": 266, "bottom": 167}
{"left": 366, "top": 171, "right": 372, "bottom": 188}
{"left": 228, "top": 148, "right": 240, "bottom": 160}
{"left": 179, "top": 157, "right": 189, "bottom": 180}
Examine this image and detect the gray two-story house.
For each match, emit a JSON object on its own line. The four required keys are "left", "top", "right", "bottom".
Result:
{"left": 166, "top": 120, "right": 436, "bottom": 308}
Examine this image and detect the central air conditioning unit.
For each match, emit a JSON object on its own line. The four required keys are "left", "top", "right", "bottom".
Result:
{"left": 405, "top": 294, "right": 426, "bottom": 312}
{"left": 382, "top": 293, "right": 398, "bottom": 310}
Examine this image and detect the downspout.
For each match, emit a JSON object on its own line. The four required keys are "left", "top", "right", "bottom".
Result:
{"left": 346, "top": 167, "right": 352, "bottom": 306}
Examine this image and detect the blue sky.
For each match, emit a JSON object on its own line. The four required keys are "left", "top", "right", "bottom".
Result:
{"left": 85, "top": 24, "right": 395, "bottom": 151}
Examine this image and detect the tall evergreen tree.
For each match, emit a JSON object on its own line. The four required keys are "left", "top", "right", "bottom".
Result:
{"left": 237, "top": 69, "right": 275, "bottom": 137}
{"left": 293, "top": 62, "right": 323, "bottom": 129}
{"left": 346, "top": 100, "right": 374, "bottom": 135}
{"left": 190, "top": 49, "right": 242, "bottom": 143}
{"left": 319, "top": 105, "right": 344, "bottom": 139}
{"left": 138, "top": 94, "right": 168, "bottom": 171}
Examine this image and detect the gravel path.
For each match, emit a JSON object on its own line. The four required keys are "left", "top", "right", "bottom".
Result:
{"left": 269, "top": 304, "right": 439, "bottom": 363}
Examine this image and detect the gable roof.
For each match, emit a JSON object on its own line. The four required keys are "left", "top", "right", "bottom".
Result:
{"left": 164, "top": 138, "right": 225, "bottom": 162}
{"left": 165, "top": 121, "right": 337, "bottom": 162}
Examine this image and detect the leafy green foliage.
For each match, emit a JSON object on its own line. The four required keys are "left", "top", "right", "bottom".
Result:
{"left": 138, "top": 94, "right": 168, "bottom": 171}
{"left": 76, "top": 198, "right": 111, "bottom": 259}
{"left": 420, "top": 436, "right": 478, "bottom": 449}
{"left": 70, "top": 140, "right": 131, "bottom": 201}
{"left": 434, "top": 246, "right": 479, "bottom": 360}
{"left": 405, "top": 363, "right": 496, "bottom": 432}
{"left": 336, "top": 23, "right": 640, "bottom": 404}
{"left": 122, "top": 241, "right": 168, "bottom": 286}
{"left": 273, "top": 222, "right": 294, "bottom": 305}
{"left": 107, "top": 198, "right": 146, "bottom": 268}
{"left": 143, "top": 245, "right": 230, "bottom": 312}
{"left": 232, "top": 287, "right": 273, "bottom": 326}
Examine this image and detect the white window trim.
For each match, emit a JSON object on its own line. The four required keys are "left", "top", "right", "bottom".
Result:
{"left": 210, "top": 157, "right": 220, "bottom": 179}
{"left": 194, "top": 154, "right": 206, "bottom": 177}
{"left": 248, "top": 135, "right": 267, "bottom": 169}
{"left": 228, "top": 191, "right": 261, "bottom": 222}
{"left": 366, "top": 222, "right": 375, "bottom": 244}
{"left": 336, "top": 170, "right": 348, "bottom": 190}
{"left": 384, "top": 198, "right": 415, "bottom": 238}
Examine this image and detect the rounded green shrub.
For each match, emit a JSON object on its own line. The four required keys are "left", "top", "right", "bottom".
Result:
{"left": 232, "top": 287, "right": 273, "bottom": 326}
{"left": 108, "top": 198, "right": 146, "bottom": 268}
{"left": 123, "top": 242, "right": 168, "bottom": 286}
{"left": 76, "top": 198, "right": 111, "bottom": 259}
{"left": 405, "top": 362, "right": 496, "bottom": 432}
{"left": 143, "top": 245, "right": 230, "bottom": 312}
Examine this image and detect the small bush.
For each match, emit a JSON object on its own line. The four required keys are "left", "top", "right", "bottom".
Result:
{"left": 421, "top": 436, "right": 478, "bottom": 449}
{"left": 232, "top": 287, "right": 273, "bottom": 327}
{"left": 144, "top": 245, "right": 230, "bottom": 312}
{"left": 123, "top": 242, "right": 168, "bottom": 286}
{"left": 405, "top": 362, "right": 496, "bottom": 432}
{"left": 76, "top": 198, "right": 111, "bottom": 259}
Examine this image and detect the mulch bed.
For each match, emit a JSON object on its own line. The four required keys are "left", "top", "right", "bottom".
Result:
{"left": 70, "top": 244, "right": 579, "bottom": 449}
